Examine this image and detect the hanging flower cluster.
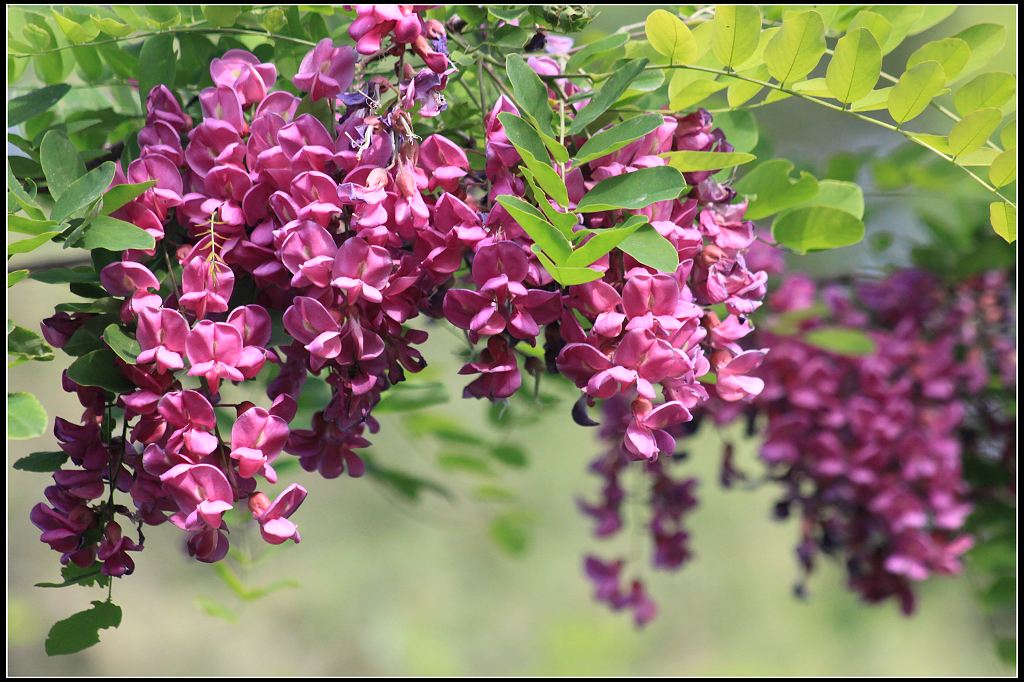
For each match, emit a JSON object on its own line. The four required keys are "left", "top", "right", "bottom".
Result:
{"left": 739, "top": 268, "right": 1017, "bottom": 613}
{"left": 448, "top": 97, "right": 769, "bottom": 462}
{"left": 31, "top": 9, "right": 458, "bottom": 577}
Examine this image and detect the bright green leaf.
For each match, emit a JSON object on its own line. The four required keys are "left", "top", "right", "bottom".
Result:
{"left": 8, "top": 391, "right": 48, "bottom": 440}
{"left": 888, "top": 60, "right": 947, "bottom": 124}
{"left": 565, "top": 215, "right": 648, "bottom": 267}
{"left": 618, "top": 223, "right": 679, "bottom": 272}
{"left": 51, "top": 162, "right": 116, "bottom": 222}
{"left": 989, "top": 201, "right": 1016, "bottom": 243}
{"left": 772, "top": 205, "right": 865, "bottom": 253}
{"left": 505, "top": 54, "right": 554, "bottom": 136}
{"left": 495, "top": 195, "right": 572, "bottom": 263}
{"left": 711, "top": 5, "right": 762, "bottom": 69}
{"left": 764, "top": 9, "right": 825, "bottom": 86}
{"left": 734, "top": 159, "right": 819, "bottom": 220}
{"left": 662, "top": 150, "right": 756, "bottom": 172}
{"left": 906, "top": 37, "right": 970, "bottom": 82}
{"left": 826, "top": 28, "right": 882, "bottom": 104}
{"left": 947, "top": 108, "right": 1002, "bottom": 158}
{"left": 954, "top": 72, "right": 1016, "bottom": 116}
{"left": 8, "top": 84, "right": 71, "bottom": 127}
{"left": 645, "top": 9, "right": 698, "bottom": 64}
{"left": 989, "top": 149, "right": 1016, "bottom": 188}
{"left": 803, "top": 326, "right": 877, "bottom": 356}
{"left": 73, "top": 215, "right": 156, "bottom": 251}
{"left": 568, "top": 58, "right": 649, "bottom": 135}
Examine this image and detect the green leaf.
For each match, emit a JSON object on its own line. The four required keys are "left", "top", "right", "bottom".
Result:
{"left": 668, "top": 70, "right": 729, "bottom": 110}
{"left": 846, "top": 11, "right": 892, "bottom": 54}
{"left": 195, "top": 597, "right": 239, "bottom": 624}
{"left": 40, "top": 130, "right": 85, "bottom": 200}
{"left": 803, "top": 326, "right": 877, "bottom": 356}
{"left": 74, "top": 215, "right": 156, "bottom": 251}
{"left": 495, "top": 196, "right": 571, "bottom": 263}
{"left": 14, "top": 451, "right": 69, "bottom": 472}
{"left": 51, "top": 162, "right": 116, "bottom": 222}
{"left": 35, "top": 561, "right": 109, "bottom": 589}
{"left": 45, "top": 601, "right": 122, "bottom": 656}
{"left": 505, "top": 54, "right": 554, "bottom": 136}
{"left": 567, "top": 31, "right": 628, "bottom": 71}
{"left": 7, "top": 162, "right": 47, "bottom": 220}
{"left": 498, "top": 112, "right": 551, "bottom": 166}
{"left": 618, "top": 223, "right": 679, "bottom": 272}
{"left": 947, "top": 108, "right": 1002, "bottom": 159}
{"left": 8, "top": 231, "right": 61, "bottom": 256}
{"left": 67, "top": 349, "right": 134, "bottom": 393}
{"left": 519, "top": 168, "right": 578, "bottom": 235}
{"left": 711, "top": 5, "right": 762, "bottom": 69}
{"left": 374, "top": 381, "right": 448, "bottom": 413}
{"left": 31, "top": 266, "right": 98, "bottom": 284}
{"left": 364, "top": 456, "right": 453, "bottom": 502}
{"left": 989, "top": 150, "right": 1016, "bottom": 188}
{"left": 887, "top": 61, "right": 947, "bottom": 124}
{"left": 534, "top": 250, "right": 603, "bottom": 286}
{"left": 734, "top": 159, "right": 819, "bottom": 220}
{"left": 764, "top": 9, "right": 825, "bottom": 86}
{"left": 489, "top": 511, "right": 534, "bottom": 557}
{"left": 989, "top": 201, "right": 1015, "bottom": 243}
{"left": 8, "top": 270, "right": 30, "bottom": 287}
{"left": 137, "top": 33, "right": 176, "bottom": 108}
{"left": 906, "top": 37, "right": 970, "bottom": 82}
{"left": 1000, "top": 119, "right": 1016, "bottom": 148}
{"left": 645, "top": 9, "right": 698, "bottom": 64}
{"left": 953, "top": 72, "right": 1016, "bottom": 116}
{"left": 102, "top": 180, "right": 156, "bottom": 214}
{"left": 568, "top": 58, "right": 649, "bottom": 135}
{"left": 8, "top": 215, "right": 60, "bottom": 236}
{"left": 489, "top": 444, "right": 528, "bottom": 468}
{"left": 103, "top": 324, "right": 141, "bottom": 364}
{"left": 576, "top": 166, "right": 685, "bottom": 213}
{"left": 573, "top": 113, "right": 664, "bottom": 166}
{"left": 202, "top": 6, "right": 243, "bottom": 27}
{"left": 438, "top": 453, "right": 493, "bottom": 476}
{"left": 825, "top": 28, "right": 882, "bottom": 104}
{"left": 954, "top": 24, "right": 1006, "bottom": 78}
{"left": 8, "top": 324, "right": 54, "bottom": 364}
{"left": 8, "top": 392, "right": 48, "bottom": 440}
{"left": 662, "top": 150, "right": 756, "bottom": 172}
{"left": 772, "top": 206, "right": 865, "bottom": 253}
{"left": 801, "top": 179, "right": 865, "bottom": 219}
{"left": 565, "top": 215, "right": 649, "bottom": 267}
{"left": 7, "top": 84, "right": 71, "bottom": 127}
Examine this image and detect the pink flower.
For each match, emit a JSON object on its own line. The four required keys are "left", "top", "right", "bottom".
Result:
{"left": 623, "top": 399, "right": 692, "bottom": 461}
{"left": 282, "top": 296, "right": 343, "bottom": 369}
{"left": 293, "top": 38, "right": 357, "bottom": 101}
{"left": 419, "top": 134, "right": 469, "bottom": 192}
{"left": 97, "top": 522, "right": 143, "bottom": 577}
{"left": 330, "top": 237, "right": 393, "bottom": 305}
{"left": 459, "top": 336, "right": 521, "bottom": 399}
{"left": 280, "top": 221, "right": 339, "bottom": 289}
{"left": 186, "top": 321, "right": 263, "bottom": 393}
{"left": 210, "top": 49, "right": 277, "bottom": 106}
{"left": 230, "top": 406, "right": 290, "bottom": 480}
{"left": 248, "top": 484, "right": 308, "bottom": 544}
{"left": 135, "top": 306, "right": 189, "bottom": 373}
{"left": 199, "top": 85, "right": 246, "bottom": 134}
{"left": 715, "top": 349, "right": 768, "bottom": 401}
{"left": 161, "top": 463, "right": 234, "bottom": 531}
{"left": 349, "top": 5, "right": 420, "bottom": 54}
{"left": 179, "top": 256, "right": 235, "bottom": 319}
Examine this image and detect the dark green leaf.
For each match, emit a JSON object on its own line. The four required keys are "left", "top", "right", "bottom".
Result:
{"left": 74, "top": 215, "right": 156, "bottom": 251}
{"left": 14, "top": 451, "right": 69, "bottom": 472}
{"left": 8, "top": 84, "right": 71, "bottom": 127}
{"left": 45, "top": 600, "right": 122, "bottom": 656}
{"left": 51, "top": 162, "right": 116, "bottom": 222}
{"left": 568, "top": 58, "right": 649, "bottom": 135}
{"left": 576, "top": 166, "right": 685, "bottom": 212}
{"left": 40, "top": 130, "right": 85, "bottom": 200}
{"left": 505, "top": 54, "right": 554, "bottom": 136}
{"left": 66, "top": 349, "right": 134, "bottom": 393}
{"left": 573, "top": 113, "right": 663, "bottom": 166}
{"left": 137, "top": 33, "right": 176, "bottom": 108}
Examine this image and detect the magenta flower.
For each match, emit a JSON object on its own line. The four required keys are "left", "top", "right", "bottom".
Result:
{"left": 185, "top": 320, "right": 264, "bottom": 393}
{"left": 293, "top": 38, "right": 357, "bottom": 101}
{"left": 146, "top": 84, "right": 191, "bottom": 131}
{"left": 458, "top": 335, "right": 521, "bottom": 399}
{"left": 230, "top": 406, "right": 290, "bottom": 480}
{"left": 187, "top": 527, "right": 230, "bottom": 563}
{"left": 349, "top": 5, "right": 420, "bottom": 54}
{"left": 248, "top": 484, "right": 308, "bottom": 545}
{"left": 161, "top": 463, "right": 234, "bottom": 531}
{"left": 210, "top": 49, "right": 277, "bottom": 106}
{"left": 282, "top": 296, "right": 343, "bottom": 369}
{"left": 97, "top": 521, "right": 143, "bottom": 577}
{"left": 715, "top": 349, "right": 768, "bottom": 401}
{"left": 443, "top": 241, "right": 561, "bottom": 342}
{"left": 135, "top": 306, "right": 189, "bottom": 373}
{"left": 157, "top": 390, "right": 219, "bottom": 461}
{"left": 199, "top": 85, "right": 246, "bottom": 134}
{"left": 184, "top": 119, "right": 245, "bottom": 179}
{"left": 623, "top": 399, "right": 691, "bottom": 461}
{"left": 280, "top": 221, "right": 339, "bottom": 289}
{"left": 419, "top": 135, "right": 469, "bottom": 192}
{"left": 179, "top": 256, "right": 235, "bottom": 319}
{"left": 330, "top": 237, "right": 393, "bottom": 305}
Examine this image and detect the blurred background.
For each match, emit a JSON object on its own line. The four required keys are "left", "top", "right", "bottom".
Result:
{"left": 7, "top": 4, "right": 1016, "bottom": 676}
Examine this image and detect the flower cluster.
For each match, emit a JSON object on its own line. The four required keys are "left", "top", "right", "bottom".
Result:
{"left": 31, "top": 8, "right": 460, "bottom": 577}
{"left": 712, "top": 267, "right": 1017, "bottom": 613}
{"left": 449, "top": 98, "right": 769, "bottom": 463}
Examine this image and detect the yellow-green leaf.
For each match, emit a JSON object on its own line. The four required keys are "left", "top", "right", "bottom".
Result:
{"left": 989, "top": 150, "right": 1016, "bottom": 188}
{"left": 906, "top": 37, "right": 970, "bottom": 82}
{"left": 989, "top": 201, "right": 1015, "bottom": 243}
{"left": 645, "top": 9, "right": 698, "bottom": 64}
{"left": 947, "top": 107, "right": 1001, "bottom": 158}
{"left": 953, "top": 72, "right": 1016, "bottom": 116}
{"left": 711, "top": 5, "right": 762, "bottom": 69}
{"left": 764, "top": 9, "right": 825, "bottom": 86}
{"left": 826, "top": 28, "right": 881, "bottom": 105}
{"left": 888, "top": 60, "right": 947, "bottom": 124}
